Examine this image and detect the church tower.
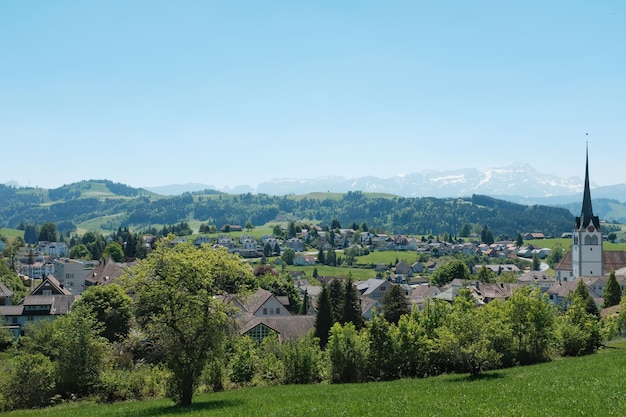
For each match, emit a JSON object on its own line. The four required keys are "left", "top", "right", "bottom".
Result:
{"left": 571, "top": 146, "right": 602, "bottom": 278}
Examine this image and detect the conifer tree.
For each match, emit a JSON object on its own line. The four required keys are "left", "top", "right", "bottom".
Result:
{"left": 314, "top": 285, "right": 334, "bottom": 348}
{"left": 329, "top": 279, "right": 345, "bottom": 323}
{"left": 341, "top": 278, "right": 364, "bottom": 330}
{"left": 603, "top": 271, "right": 622, "bottom": 307}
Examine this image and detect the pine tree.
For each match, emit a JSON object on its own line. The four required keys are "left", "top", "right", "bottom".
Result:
{"left": 314, "top": 285, "right": 334, "bottom": 348}
{"left": 603, "top": 271, "right": 622, "bottom": 307}
{"left": 381, "top": 284, "right": 410, "bottom": 324}
{"left": 341, "top": 278, "right": 364, "bottom": 329}
{"left": 329, "top": 279, "right": 345, "bottom": 323}
{"left": 317, "top": 247, "right": 325, "bottom": 265}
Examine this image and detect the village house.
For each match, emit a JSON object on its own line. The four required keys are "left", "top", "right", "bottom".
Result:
{"left": 293, "top": 254, "right": 316, "bottom": 266}
{"left": 53, "top": 258, "right": 98, "bottom": 295}
{"left": 0, "top": 275, "right": 78, "bottom": 338}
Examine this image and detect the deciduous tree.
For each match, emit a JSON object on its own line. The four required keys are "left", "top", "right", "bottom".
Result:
{"left": 122, "top": 239, "right": 255, "bottom": 405}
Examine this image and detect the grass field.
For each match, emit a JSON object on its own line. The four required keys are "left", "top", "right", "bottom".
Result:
{"left": 0, "top": 228, "right": 24, "bottom": 240}
{"left": 6, "top": 343, "right": 626, "bottom": 417}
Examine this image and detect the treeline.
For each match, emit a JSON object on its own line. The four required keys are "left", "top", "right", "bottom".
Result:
{"left": 0, "top": 183, "right": 575, "bottom": 238}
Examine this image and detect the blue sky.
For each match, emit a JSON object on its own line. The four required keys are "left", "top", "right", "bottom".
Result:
{"left": 1, "top": 1, "right": 624, "bottom": 189}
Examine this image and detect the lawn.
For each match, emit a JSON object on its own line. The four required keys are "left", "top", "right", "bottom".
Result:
{"left": 7, "top": 343, "right": 626, "bottom": 417}
{"left": 0, "top": 228, "right": 24, "bottom": 240}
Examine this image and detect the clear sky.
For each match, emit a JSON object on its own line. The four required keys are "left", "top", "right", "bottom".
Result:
{"left": 1, "top": 1, "right": 624, "bottom": 189}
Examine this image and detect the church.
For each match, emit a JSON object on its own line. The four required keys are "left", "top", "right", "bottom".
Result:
{"left": 554, "top": 147, "right": 626, "bottom": 282}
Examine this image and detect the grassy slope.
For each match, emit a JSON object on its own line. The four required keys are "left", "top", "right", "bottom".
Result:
{"left": 7, "top": 343, "right": 626, "bottom": 417}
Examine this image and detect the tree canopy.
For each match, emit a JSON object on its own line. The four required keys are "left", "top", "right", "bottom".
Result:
{"left": 121, "top": 238, "right": 256, "bottom": 405}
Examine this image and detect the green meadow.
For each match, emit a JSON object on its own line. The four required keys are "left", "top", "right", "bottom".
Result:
{"left": 6, "top": 343, "right": 626, "bottom": 417}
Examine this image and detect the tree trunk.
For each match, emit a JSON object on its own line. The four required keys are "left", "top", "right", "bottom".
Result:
{"left": 179, "top": 373, "right": 194, "bottom": 406}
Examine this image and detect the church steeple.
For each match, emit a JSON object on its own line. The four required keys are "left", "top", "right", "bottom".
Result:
{"left": 575, "top": 144, "right": 600, "bottom": 231}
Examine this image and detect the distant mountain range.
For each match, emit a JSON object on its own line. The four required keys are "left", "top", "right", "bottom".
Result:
{"left": 143, "top": 163, "right": 626, "bottom": 205}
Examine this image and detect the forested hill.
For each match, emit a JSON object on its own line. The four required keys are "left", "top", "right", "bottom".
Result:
{"left": 0, "top": 182, "right": 574, "bottom": 237}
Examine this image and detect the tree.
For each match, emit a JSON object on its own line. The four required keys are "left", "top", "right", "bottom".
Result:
{"left": 38, "top": 222, "right": 58, "bottom": 242}
{"left": 476, "top": 264, "right": 496, "bottom": 283}
{"left": 329, "top": 279, "right": 345, "bottom": 324}
{"left": 102, "top": 241, "right": 125, "bottom": 262}
{"left": 245, "top": 220, "right": 254, "bottom": 231}
{"left": 532, "top": 252, "right": 541, "bottom": 271}
{"left": 281, "top": 247, "right": 295, "bottom": 266}
{"left": 481, "top": 225, "right": 494, "bottom": 245}
{"left": 122, "top": 239, "right": 256, "bottom": 405}
{"left": 341, "top": 278, "right": 364, "bottom": 330}
{"left": 69, "top": 243, "right": 91, "bottom": 259}
{"left": 314, "top": 285, "right": 334, "bottom": 348}
{"left": 573, "top": 279, "right": 599, "bottom": 318}
{"left": 263, "top": 242, "right": 273, "bottom": 257}
{"left": 459, "top": 223, "right": 472, "bottom": 238}
{"left": 608, "top": 232, "right": 617, "bottom": 243}
{"left": 516, "top": 233, "right": 524, "bottom": 247}
{"left": 381, "top": 284, "right": 410, "bottom": 324}
{"left": 71, "top": 284, "right": 132, "bottom": 343}
{"left": 287, "top": 221, "right": 297, "bottom": 239}
{"left": 546, "top": 243, "right": 565, "bottom": 268}
{"left": 317, "top": 247, "right": 325, "bottom": 265}
{"left": 52, "top": 303, "right": 110, "bottom": 397}
{"left": 430, "top": 259, "right": 471, "bottom": 287}
{"left": 603, "top": 271, "right": 622, "bottom": 308}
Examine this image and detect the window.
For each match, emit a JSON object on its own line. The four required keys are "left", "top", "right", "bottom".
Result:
{"left": 591, "top": 236, "right": 598, "bottom": 245}
{"left": 42, "top": 289, "right": 52, "bottom": 296}
{"left": 246, "top": 324, "right": 274, "bottom": 342}
{"left": 262, "top": 308, "right": 267, "bottom": 315}
{"left": 275, "top": 307, "right": 280, "bottom": 315}
{"left": 584, "top": 235, "right": 592, "bottom": 245}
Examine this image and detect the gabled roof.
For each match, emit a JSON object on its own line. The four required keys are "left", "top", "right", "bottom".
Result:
{"left": 0, "top": 281, "right": 14, "bottom": 299}
{"left": 236, "top": 288, "right": 290, "bottom": 315}
{"left": 85, "top": 258, "right": 133, "bottom": 286}
{"left": 239, "top": 315, "right": 315, "bottom": 342}
{"left": 20, "top": 294, "right": 78, "bottom": 315}
{"left": 555, "top": 251, "right": 626, "bottom": 275}
{"left": 31, "top": 275, "right": 72, "bottom": 296}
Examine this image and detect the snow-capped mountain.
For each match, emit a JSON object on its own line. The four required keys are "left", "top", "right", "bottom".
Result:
{"left": 253, "top": 163, "right": 584, "bottom": 198}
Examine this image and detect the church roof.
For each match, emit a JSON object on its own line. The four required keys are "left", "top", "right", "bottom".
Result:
{"left": 554, "top": 250, "right": 626, "bottom": 275}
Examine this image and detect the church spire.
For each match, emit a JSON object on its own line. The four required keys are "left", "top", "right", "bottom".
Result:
{"left": 576, "top": 142, "right": 600, "bottom": 230}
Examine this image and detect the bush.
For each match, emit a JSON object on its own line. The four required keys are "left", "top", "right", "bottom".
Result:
{"left": 95, "top": 365, "right": 169, "bottom": 403}
{"left": 282, "top": 336, "right": 323, "bottom": 384}
{"left": 0, "top": 352, "right": 55, "bottom": 411}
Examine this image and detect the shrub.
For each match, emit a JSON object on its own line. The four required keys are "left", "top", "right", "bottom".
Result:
{"left": 0, "top": 352, "right": 55, "bottom": 410}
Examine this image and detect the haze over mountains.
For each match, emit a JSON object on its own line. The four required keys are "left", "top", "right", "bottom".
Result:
{"left": 142, "top": 163, "right": 626, "bottom": 205}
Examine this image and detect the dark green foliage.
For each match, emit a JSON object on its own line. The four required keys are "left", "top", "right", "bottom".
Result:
{"left": 481, "top": 225, "right": 494, "bottom": 245}
{"left": 38, "top": 221, "right": 58, "bottom": 242}
{"left": 603, "top": 271, "right": 622, "bottom": 307}
{"left": 430, "top": 259, "right": 471, "bottom": 287}
{"left": 381, "top": 284, "right": 410, "bottom": 324}
{"left": 257, "top": 272, "right": 302, "bottom": 314}
{"left": 341, "top": 278, "right": 364, "bottom": 330}
{"left": 574, "top": 279, "right": 600, "bottom": 317}
{"left": 328, "top": 279, "right": 345, "bottom": 324}
{"left": 314, "top": 285, "right": 334, "bottom": 348}
{"left": 72, "top": 284, "right": 133, "bottom": 343}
